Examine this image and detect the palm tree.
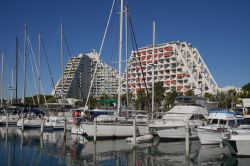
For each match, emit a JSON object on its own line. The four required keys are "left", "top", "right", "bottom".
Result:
{"left": 153, "top": 82, "right": 165, "bottom": 111}
{"left": 204, "top": 92, "right": 216, "bottom": 101}
{"left": 241, "top": 82, "right": 250, "bottom": 98}
{"left": 89, "top": 96, "right": 97, "bottom": 110}
{"left": 165, "top": 90, "right": 181, "bottom": 110}
{"left": 135, "top": 89, "right": 148, "bottom": 110}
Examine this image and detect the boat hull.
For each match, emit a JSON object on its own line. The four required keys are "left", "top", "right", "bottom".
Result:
{"left": 17, "top": 119, "right": 42, "bottom": 128}
{"left": 83, "top": 122, "right": 149, "bottom": 138}
{"left": 198, "top": 127, "right": 224, "bottom": 145}
{"left": 223, "top": 132, "right": 250, "bottom": 156}
{"left": 0, "top": 115, "right": 19, "bottom": 126}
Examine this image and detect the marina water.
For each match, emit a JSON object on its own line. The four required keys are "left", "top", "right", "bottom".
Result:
{"left": 0, "top": 127, "right": 248, "bottom": 165}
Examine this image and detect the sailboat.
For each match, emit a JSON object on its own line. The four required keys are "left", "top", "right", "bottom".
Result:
{"left": 82, "top": 0, "right": 149, "bottom": 138}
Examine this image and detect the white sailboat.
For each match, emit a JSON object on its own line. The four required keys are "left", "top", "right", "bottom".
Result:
{"left": 82, "top": 0, "right": 149, "bottom": 138}
{"left": 0, "top": 107, "right": 21, "bottom": 125}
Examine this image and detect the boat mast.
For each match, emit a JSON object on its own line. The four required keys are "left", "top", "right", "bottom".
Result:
{"left": 125, "top": 5, "right": 129, "bottom": 108}
{"left": 16, "top": 37, "right": 18, "bottom": 104}
{"left": 117, "top": 0, "right": 124, "bottom": 115}
{"left": 11, "top": 67, "right": 14, "bottom": 106}
{"left": 38, "top": 32, "right": 41, "bottom": 104}
{"left": 61, "top": 22, "right": 64, "bottom": 99}
{"left": 22, "top": 24, "right": 27, "bottom": 105}
{"left": 152, "top": 21, "right": 155, "bottom": 117}
{"left": 1, "top": 53, "right": 4, "bottom": 107}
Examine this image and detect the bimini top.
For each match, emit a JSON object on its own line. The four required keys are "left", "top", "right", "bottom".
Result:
{"left": 174, "top": 96, "right": 207, "bottom": 108}
{"left": 208, "top": 108, "right": 237, "bottom": 120}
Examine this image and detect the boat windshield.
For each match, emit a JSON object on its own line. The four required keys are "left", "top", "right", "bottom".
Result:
{"left": 174, "top": 96, "right": 206, "bottom": 107}
{"left": 233, "top": 108, "right": 244, "bottom": 116}
{"left": 228, "top": 120, "right": 237, "bottom": 127}
{"left": 237, "top": 118, "right": 250, "bottom": 125}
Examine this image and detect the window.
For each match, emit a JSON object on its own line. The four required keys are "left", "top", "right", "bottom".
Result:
{"left": 211, "top": 119, "right": 218, "bottom": 125}
{"left": 189, "top": 114, "right": 205, "bottom": 120}
{"left": 228, "top": 120, "right": 237, "bottom": 127}
{"left": 219, "top": 120, "right": 227, "bottom": 125}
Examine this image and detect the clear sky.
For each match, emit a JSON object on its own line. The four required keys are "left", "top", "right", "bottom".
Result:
{"left": 0, "top": 0, "right": 250, "bottom": 98}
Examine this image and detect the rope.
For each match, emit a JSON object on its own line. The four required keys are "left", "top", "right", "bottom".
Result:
{"left": 18, "top": 49, "right": 35, "bottom": 105}
{"left": 85, "top": 0, "right": 116, "bottom": 108}
{"left": 27, "top": 35, "right": 48, "bottom": 108}
{"left": 128, "top": 16, "right": 150, "bottom": 111}
{"left": 41, "top": 38, "right": 56, "bottom": 93}
{"left": 27, "top": 35, "right": 39, "bottom": 103}
{"left": 64, "top": 36, "right": 84, "bottom": 99}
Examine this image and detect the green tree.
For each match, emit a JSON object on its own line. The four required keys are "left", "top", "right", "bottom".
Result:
{"left": 135, "top": 89, "right": 148, "bottom": 110}
{"left": 153, "top": 82, "right": 165, "bottom": 111}
{"left": 241, "top": 83, "right": 250, "bottom": 98}
{"left": 89, "top": 96, "right": 97, "bottom": 110}
{"left": 100, "top": 93, "right": 112, "bottom": 100}
{"left": 204, "top": 92, "right": 216, "bottom": 101}
{"left": 165, "top": 90, "right": 181, "bottom": 110}
{"left": 185, "top": 90, "right": 194, "bottom": 96}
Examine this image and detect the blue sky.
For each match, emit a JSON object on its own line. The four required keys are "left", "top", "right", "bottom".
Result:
{"left": 0, "top": 0, "right": 250, "bottom": 98}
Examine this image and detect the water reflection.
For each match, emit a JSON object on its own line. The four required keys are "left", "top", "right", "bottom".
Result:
{"left": 1, "top": 127, "right": 250, "bottom": 165}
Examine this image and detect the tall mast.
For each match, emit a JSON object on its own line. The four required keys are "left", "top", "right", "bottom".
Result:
{"left": 16, "top": 37, "right": 18, "bottom": 103}
{"left": 125, "top": 5, "right": 129, "bottom": 108}
{"left": 38, "top": 32, "right": 41, "bottom": 104}
{"left": 1, "top": 53, "right": 4, "bottom": 107}
{"left": 11, "top": 67, "right": 14, "bottom": 106}
{"left": 117, "top": 0, "right": 124, "bottom": 115}
{"left": 22, "top": 24, "right": 27, "bottom": 105}
{"left": 61, "top": 22, "right": 64, "bottom": 99}
{"left": 152, "top": 21, "right": 155, "bottom": 117}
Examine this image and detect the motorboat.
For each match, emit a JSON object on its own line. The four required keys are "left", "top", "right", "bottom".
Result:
{"left": 149, "top": 96, "right": 211, "bottom": 139}
{"left": 223, "top": 129, "right": 250, "bottom": 156}
{"left": 232, "top": 107, "right": 250, "bottom": 129}
{"left": 198, "top": 109, "right": 239, "bottom": 145}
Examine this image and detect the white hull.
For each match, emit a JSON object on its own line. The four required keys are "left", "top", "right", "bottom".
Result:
{"left": 198, "top": 127, "right": 224, "bottom": 145}
{"left": 0, "top": 115, "right": 19, "bottom": 125}
{"left": 83, "top": 122, "right": 149, "bottom": 138}
{"left": 224, "top": 131, "right": 250, "bottom": 156}
{"left": 17, "top": 118, "right": 42, "bottom": 128}
{"left": 44, "top": 116, "right": 65, "bottom": 130}
{"left": 148, "top": 102, "right": 209, "bottom": 139}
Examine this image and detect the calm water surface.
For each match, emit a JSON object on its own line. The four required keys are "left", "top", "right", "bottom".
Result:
{"left": 0, "top": 127, "right": 249, "bottom": 165}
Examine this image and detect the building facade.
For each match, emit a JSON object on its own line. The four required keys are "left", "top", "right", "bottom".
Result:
{"left": 123, "top": 41, "right": 218, "bottom": 98}
{"left": 52, "top": 50, "right": 118, "bottom": 99}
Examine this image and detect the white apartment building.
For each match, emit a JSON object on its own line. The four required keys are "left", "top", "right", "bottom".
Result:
{"left": 52, "top": 50, "right": 118, "bottom": 99}
{"left": 123, "top": 41, "right": 218, "bottom": 98}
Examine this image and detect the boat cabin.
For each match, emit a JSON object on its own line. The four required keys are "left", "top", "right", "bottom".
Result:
{"left": 174, "top": 96, "right": 207, "bottom": 107}
{"left": 207, "top": 109, "right": 238, "bottom": 128}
